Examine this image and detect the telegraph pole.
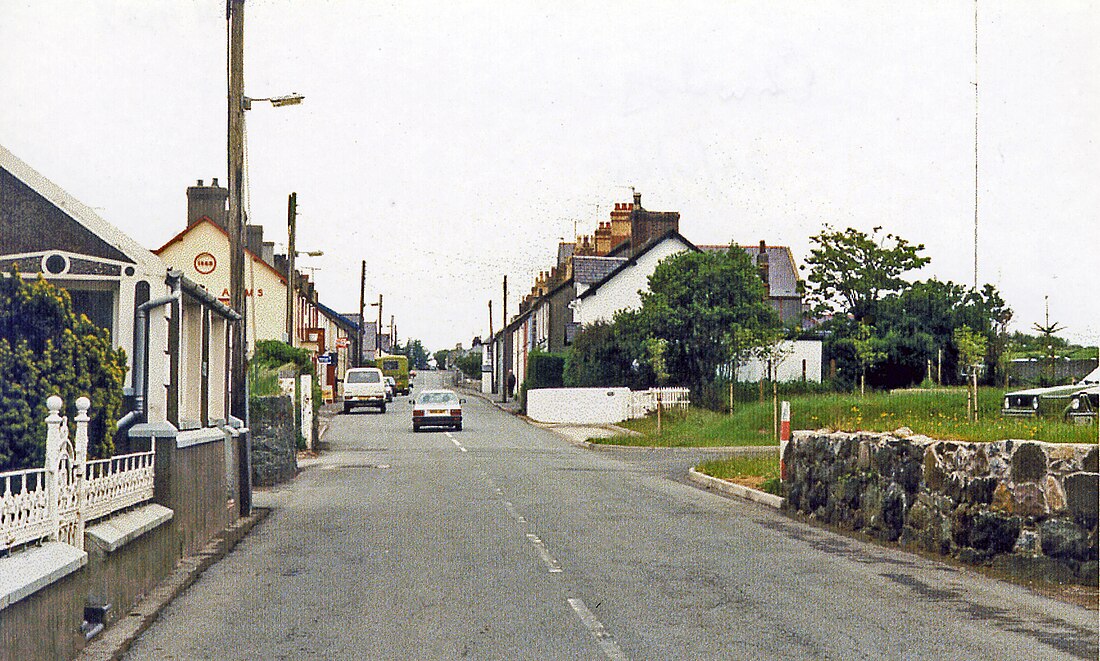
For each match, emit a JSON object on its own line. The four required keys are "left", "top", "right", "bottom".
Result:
{"left": 285, "top": 192, "right": 297, "bottom": 344}
{"left": 227, "top": 0, "right": 251, "bottom": 516}
{"left": 501, "top": 275, "right": 508, "bottom": 403}
{"left": 390, "top": 314, "right": 395, "bottom": 351}
{"left": 358, "top": 260, "right": 366, "bottom": 367}
{"left": 488, "top": 299, "right": 494, "bottom": 392}
{"left": 371, "top": 294, "right": 383, "bottom": 355}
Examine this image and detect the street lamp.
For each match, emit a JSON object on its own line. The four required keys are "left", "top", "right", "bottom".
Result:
{"left": 228, "top": 0, "right": 302, "bottom": 517}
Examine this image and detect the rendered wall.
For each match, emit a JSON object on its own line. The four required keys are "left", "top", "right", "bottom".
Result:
{"left": 527, "top": 387, "right": 633, "bottom": 424}
{"left": 784, "top": 431, "right": 1099, "bottom": 583}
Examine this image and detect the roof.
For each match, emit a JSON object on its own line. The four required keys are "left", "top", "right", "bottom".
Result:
{"left": 698, "top": 244, "right": 801, "bottom": 298}
{"left": 577, "top": 230, "right": 698, "bottom": 301}
{"left": 154, "top": 217, "right": 287, "bottom": 285}
{"left": 573, "top": 255, "right": 627, "bottom": 285}
{"left": 316, "top": 301, "right": 360, "bottom": 332}
{"left": 0, "top": 143, "right": 166, "bottom": 273}
{"left": 178, "top": 274, "right": 241, "bottom": 320}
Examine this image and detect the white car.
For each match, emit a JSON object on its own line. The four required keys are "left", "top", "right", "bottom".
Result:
{"left": 342, "top": 367, "right": 387, "bottom": 413}
{"left": 411, "top": 389, "right": 465, "bottom": 432}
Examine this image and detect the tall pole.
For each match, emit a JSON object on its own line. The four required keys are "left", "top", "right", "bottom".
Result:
{"left": 285, "top": 192, "right": 297, "bottom": 344}
{"left": 374, "top": 294, "right": 383, "bottom": 354}
{"left": 973, "top": 0, "right": 979, "bottom": 291}
{"left": 488, "top": 299, "right": 494, "bottom": 392}
{"left": 227, "top": 0, "right": 251, "bottom": 516}
{"left": 501, "top": 275, "right": 508, "bottom": 403}
{"left": 358, "top": 260, "right": 366, "bottom": 367}
{"left": 390, "top": 314, "right": 395, "bottom": 351}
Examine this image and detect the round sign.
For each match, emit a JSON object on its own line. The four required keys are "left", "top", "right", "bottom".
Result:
{"left": 194, "top": 252, "right": 217, "bottom": 274}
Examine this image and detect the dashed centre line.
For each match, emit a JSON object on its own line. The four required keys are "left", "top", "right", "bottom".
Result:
{"left": 525, "top": 533, "right": 563, "bottom": 573}
{"left": 444, "top": 431, "right": 467, "bottom": 452}
{"left": 568, "top": 598, "right": 628, "bottom": 661}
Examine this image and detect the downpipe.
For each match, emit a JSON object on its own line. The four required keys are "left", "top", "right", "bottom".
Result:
{"left": 116, "top": 272, "right": 181, "bottom": 435}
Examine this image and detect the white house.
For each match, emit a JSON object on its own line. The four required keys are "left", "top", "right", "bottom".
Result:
{"left": 571, "top": 230, "right": 697, "bottom": 325}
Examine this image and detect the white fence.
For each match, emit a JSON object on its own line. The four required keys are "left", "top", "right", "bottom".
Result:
{"left": 0, "top": 396, "right": 154, "bottom": 553}
{"left": 629, "top": 387, "right": 691, "bottom": 419}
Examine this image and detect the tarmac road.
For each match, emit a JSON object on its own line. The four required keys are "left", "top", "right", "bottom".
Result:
{"left": 125, "top": 370, "right": 1098, "bottom": 660}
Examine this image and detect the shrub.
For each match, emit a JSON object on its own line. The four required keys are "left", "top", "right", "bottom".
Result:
{"left": 0, "top": 273, "right": 127, "bottom": 470}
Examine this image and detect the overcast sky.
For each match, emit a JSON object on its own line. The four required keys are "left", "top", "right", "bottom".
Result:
{"left": 2, "top": 1, "right": 1097, "bottom": 351}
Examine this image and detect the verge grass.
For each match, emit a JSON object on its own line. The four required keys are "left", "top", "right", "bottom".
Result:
{"left": 603, "top": 386, "right": 1097, "bottom": 447}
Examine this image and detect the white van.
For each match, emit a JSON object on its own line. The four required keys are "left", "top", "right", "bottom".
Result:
{"left": 342, "top": 367, "right": 387, "bottom": 413}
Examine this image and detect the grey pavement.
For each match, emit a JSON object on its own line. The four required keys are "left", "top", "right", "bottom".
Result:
{"left": 125, "top": 371, "right": 1098, "bottom": 660}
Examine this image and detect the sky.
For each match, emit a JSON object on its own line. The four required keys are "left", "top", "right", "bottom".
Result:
{"left": 2, "top": 1, "right": 1097, "bottom": 351}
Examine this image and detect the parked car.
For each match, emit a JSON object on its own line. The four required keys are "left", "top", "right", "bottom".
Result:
{"left": 342, "top": 367, "right": 387, "bottom": 413}
{"left": 384, "top": 376, "right": 396, "bottom": 402}
{"left": 411, "top": 389, "right": 465, "bottom": 432}
{"left": 1002, "top": 366, "right": 1100, "bottom": 420}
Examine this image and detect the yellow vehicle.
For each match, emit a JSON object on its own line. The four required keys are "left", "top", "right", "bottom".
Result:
{"left": 377, "top": 354, "right": 410, "bottom": 395}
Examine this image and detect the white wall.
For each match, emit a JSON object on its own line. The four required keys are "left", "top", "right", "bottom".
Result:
{"left": 572, "top": 237, "right": 692, "bottom": 325}
{"left": 526, "top": 387, "right": 633, "bottom": 424}
{"left": 735, "top": 340, "right": 823, "bottom": 383}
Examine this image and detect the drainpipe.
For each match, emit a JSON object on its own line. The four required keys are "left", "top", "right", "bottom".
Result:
{"left": 116, "top": 272, "right": 181, "bottom": 433}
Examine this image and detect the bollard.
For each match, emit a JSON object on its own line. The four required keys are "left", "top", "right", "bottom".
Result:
{"left": 779, "top": 400, "right": 791, "bottom": 481}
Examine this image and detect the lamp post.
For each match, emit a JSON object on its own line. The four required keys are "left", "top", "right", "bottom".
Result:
{"left": 227, "top": 0, "right": 302, "bottom": 517}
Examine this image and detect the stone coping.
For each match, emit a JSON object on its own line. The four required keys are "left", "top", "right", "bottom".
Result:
{"left": 86, "top": 503, "right": 174, "bottom": 554}
{"left": 0, "top": 541, "right": 87, "bottom": 611}
{"left": 688, "top": 468, "right": 785, "bottom": 509}
{"left": 176, "top": 427, "right": 227, "bottom": 449}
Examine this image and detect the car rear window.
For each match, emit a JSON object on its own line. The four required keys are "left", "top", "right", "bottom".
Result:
{"left": 417, "top": 392, "right": 457, "bottom": 405}
{"left": 347, "top": 370, "right": 381, "bottom": 384}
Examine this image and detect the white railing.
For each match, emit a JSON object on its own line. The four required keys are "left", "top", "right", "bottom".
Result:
{"left": 0, "top": 395, "right": 155, "bottom": 553}
{"left": 629, "top": 387, "right": 691, "bottom": 419}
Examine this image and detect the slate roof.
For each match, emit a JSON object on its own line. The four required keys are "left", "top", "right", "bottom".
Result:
{"left": 577, "top": 231, "right": 699, "bottom": 301}
{"left": 572, "top": 255, "right": 627, "bottom": 285}
{"left": 0, "top": 143, "right": 165, "bottom": 272}
{"left": 317, "top": 301, "right": 360, "bottom": 333}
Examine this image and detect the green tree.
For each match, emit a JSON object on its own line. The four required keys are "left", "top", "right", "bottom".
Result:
{"left": 0, "top": 273, "right": 127, "bottom": 470}
{"left": 562, "top": 318, "right": 646, "bottom": 389}
{"left": 634, "top": 244, "right": 780, "bottom": 393}
{"left": 433, "top": 349, "right": 450, "bottom": 371}
{"left": 954, "top": 325, "right": 988, "bottom": 421}
{"left": 392, "top": 338, "right": 430, "bottom": 369}
{"left": 456, "top": 350, "right": 482, "bottom": 379}
{"left": 852, "top": 323, "right": 887, "bottom": 397}
{"left": 803, "top": 225, "right": 930, "bottom": 320}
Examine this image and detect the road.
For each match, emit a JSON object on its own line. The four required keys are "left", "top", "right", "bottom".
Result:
{"left": 126, "top": 371, "right": 1097, "bottom": 660}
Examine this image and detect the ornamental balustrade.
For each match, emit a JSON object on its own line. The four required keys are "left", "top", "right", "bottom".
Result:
{"left": 630, "top": 387, "right": 691, "bottom": 419}
{"left": 0, "top": 396, "right": 155, "bottom": 553}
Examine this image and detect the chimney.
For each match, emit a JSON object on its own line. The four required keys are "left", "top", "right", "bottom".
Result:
{"left": 756, "top": 240, "right": 770, "bottom": 290}
{"left": 186, "top": 178, "right": 229, "bottom": 229}
{"left": 633, "top": 191, "right": 642, "bottom": 209}
{"left": 245, "top": 224, "right": 264, "bottom": 256}
{"left": 595, "top": 221, "right": 612, "bottom": 255}
{"left": 609, "top": 201, "right": 633, "bottom": 252}
{"left": 262, "top": 241, "right": 275, "bottom": 265}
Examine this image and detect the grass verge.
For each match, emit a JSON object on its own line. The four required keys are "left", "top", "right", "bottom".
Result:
{"left": 600, "top": 387, "right": 1097, "bottom": 447}
{"left": 696, "top": 455, "right": 782, "bottom": 496}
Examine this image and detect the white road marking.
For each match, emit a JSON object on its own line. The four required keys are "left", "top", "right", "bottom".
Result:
{"left": 568, "top": 598, "right": 628, "bottom": 661}
{"left": 525, "top": 533, "right": 562, "bottom": 573}
{"left": 444, "top": 432, "right": 467, "bottom": 452}
{"left": 502, "top": 501, "right": 527, "bottom": 525}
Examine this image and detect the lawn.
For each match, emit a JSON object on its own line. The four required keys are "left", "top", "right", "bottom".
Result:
{"left": 600, "top": 386, "right": 1098, "bottom": 447}
{"left": 696, "top": 454, "right": 782, "bottom": 495}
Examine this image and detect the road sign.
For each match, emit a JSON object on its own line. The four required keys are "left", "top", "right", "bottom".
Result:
{"left": 335, "top": 337, "right": 349, "bottom": 349}
{"left": 317, "top": 353, "right": 333, "bottom": 365}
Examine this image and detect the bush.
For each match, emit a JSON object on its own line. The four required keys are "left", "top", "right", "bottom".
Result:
{"left": 251, "top": 340, "right": 319, "bottom": 448}
{"left": 0, "top": 273, "right": 127, "bottom": 470}
{"left": 456, "top": 350, "right": 483, "bottom": 379}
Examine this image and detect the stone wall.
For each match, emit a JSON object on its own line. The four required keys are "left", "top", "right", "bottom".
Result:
{"left": 250, "top": 395, "right": 297, "bottom": 486}
{"left": 784, "top": 431, "right": 1098, "bottom": 584}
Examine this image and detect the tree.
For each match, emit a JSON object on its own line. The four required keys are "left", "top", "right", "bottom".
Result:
{"left": 0, "top": 273, "right": 127, "bottom": 470}
{"left": 433, "top": 349, "right": 450, "bottom": 370}
{"left": 852, "top": 323, "right": 887, "bottom": 397}
{"left": 803, "top": 225, "right": 930, "bottom": 320}
{"left": 634, "top": 245, "right": 780, "bottom": 393}
{"left": 563, "top": 318, "right": 644, "bottom": 389}
{"left": 455, "top": 350, "right": 482, "bottom": 379}
{"left": 953, "top": 325, "right": 988, "bottom": 421}
{"left": 392, "top": 338, "right": 430, "bottom": 369}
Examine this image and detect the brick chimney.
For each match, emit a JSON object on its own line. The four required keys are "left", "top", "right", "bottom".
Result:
{"left": 609, "top": 202, "right": 632, "bottom": 252}
{"left": 756, "top": 240, "right": 770, "bottom": 291}
{"left": 628, "top": 191, "right": 680, "bottom": 256}
{"left": 595, "top": 221, "right": 612, "bottom": 255}
{"left": 186, "top": 178, "right": 228, "bottom": 229}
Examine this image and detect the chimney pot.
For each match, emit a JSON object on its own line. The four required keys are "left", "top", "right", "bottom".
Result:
{"left": 212, "top": 177, "right": 219, "bottom": 186}
{"left": 759, "top": 239, "right": 767, "bottom": 253}
{"left": 197, "top": 179, "right": 204, "bottom": 186}
{"left": 633, "top": 191, "right": 641, "bottom": 207}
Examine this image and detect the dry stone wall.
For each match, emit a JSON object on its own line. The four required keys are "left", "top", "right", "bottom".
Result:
{"left": 784, "top": 430, "right": 1098, "bottom": 584}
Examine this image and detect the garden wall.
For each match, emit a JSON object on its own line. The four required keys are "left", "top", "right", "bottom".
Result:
{"left": 250, "top": 395, "right": 297, "bottom": 486}
{"left": 526, "top": 387, "right": 632, "bottom": 424}
{"left": 784, "top": 430, "right": 1098, "bottom": 583}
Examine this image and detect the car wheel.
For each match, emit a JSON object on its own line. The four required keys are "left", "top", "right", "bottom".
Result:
{"left": 412, "top": 424, "right": 420, "bottom": 432}
{"left": 455, "top": 422, "right": 462, "bottom": 431}
{"left": 342, "top": 403, "right": 351, "bottom": 414}
{"left": 380, "top": 403, "right": 387, "bottom": 414}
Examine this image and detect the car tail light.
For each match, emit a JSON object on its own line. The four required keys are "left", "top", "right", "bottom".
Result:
{"left": 413, "top": 410, "right": 424, "bottom": 417}
{"left": 450, "top": 409, "right": 462, "bottom": 416}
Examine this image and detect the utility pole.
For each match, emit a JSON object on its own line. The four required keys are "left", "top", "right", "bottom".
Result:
{"left": 285, "top": 192, "right": 297, "bottom": 344}
{"left": 390, "top": 314, "right": 395, "bottom": 351}
{"left": 501, "top": 275, "right": 508, "bottom": 403}
{"left": 371, "top": 294, "right": 383, "bottom": 355}
{"left": 358, "top": 260, "right": 366, "bottom": 367}
{"left": 488, "top": 299, "right": 494, "bottom": 393}
{"left": 227, "top": 0, "right": 251, "bottom": 516}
